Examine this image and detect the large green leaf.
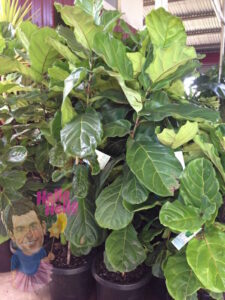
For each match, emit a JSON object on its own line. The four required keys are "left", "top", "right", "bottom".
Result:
{"left": 93, "top": 32, "right": 133, "bottom": 80}
{"left": 63, "top": 68, "right": 87, "bottom": 103}
{"left": 180, "top": 158, "right": 222, "bottom": 210}
{"left": 164, "top": 253, "right": 202, "bottom": 300}
{"left": 17, "top": 21, "right": 38, "bottom": 51}
{"left": 47, "top": 37, "right": 80, "bottom": 65}
{"left": 57, "top": 25, "right": 88, "bottom": 59}
{"left": 6, "top": 146, "right": 27, "bottom": 164}
{"left": 0, "top": 55, "right": 40, "bottom": 81}
{"left": 142, "top": 103, "right": 220, "bottom": 123}
{"left": 106, "top": 70, "right": 143, "bottom": 112}
{"left": 65, "top": 198, "right": 103, "bottom": 248}
{"left": 186, "top": 227, "right": 225, "bottom": 292}
{"left": 123, "top": 198, "right": 161, "bottom": 213}
{"left": 95, "top": 177, "right": 133, "bottom": 230}
{"left": 126, "top": 139, "right": 182, "bottom": 196}
{"left": 76, "top": 0, "right": 103, "bottom": 24}
{"left": 100, "top": 10, "right": 121, "bottom": 32}
{"left": 55, "top": 4, "right": 101, "bottom": 51}
{"left": 0, "top": 170, "right": 26, "bottom": 190}
{"left": 159, "top": 200, "right": 204, "bottom": 232}
{"left": 0, "top": 188, "right": 24, "bottom": 210}
{"left": 61, "top": 97, "right": 77, "bottom": 128}
{"left": 127, "top": 52, "right": 145, "bottom": 77}
{"left": 29, "top": 28, "right": 59, "bottom": 75}
{"left": 60, "top": 110, "right": 103, "bottom": 158}
{"left": 103, "top": 120, "right": 131, "bottom": 138}
{"left": 72, "top": 164, "right": 89, "bottom": 199}
{"left": 49, "top": 143, "right": 68, "bottom": 168}
{"left": 122, "top": 169, "right": 149, "bottom": 204}
{"left": 194, "top": 135, "right": 225, "bottom": 182}
{"left": 157, "top": 121, "right": 198, "bottom": 149}
{"left": 146, "top": 8, "right": 186, "bottom": 48}
{"left": 105, "top": 224, "right": 146, "bottom": 272}
{"left": 147, "top": 44, "right": 196, "bottom": 83}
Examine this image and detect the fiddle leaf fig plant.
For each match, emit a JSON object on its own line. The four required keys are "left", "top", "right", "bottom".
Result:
{"left": 0, "top": 1, "right": 224, "bottom": 298}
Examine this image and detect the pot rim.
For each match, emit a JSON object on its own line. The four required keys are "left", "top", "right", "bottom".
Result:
{"left": 92, "top": 256, "right": 152, "bottom": 291}
{"left": 10, "top": 240, "right": 92, "bottom": 275}
{"left": 52, "top": 261, "right": 90, "bottom": 275}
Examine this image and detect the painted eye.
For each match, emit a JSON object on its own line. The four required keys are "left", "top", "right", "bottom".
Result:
{"left": 30, "top": 223, "right": 39, "bottom": 230}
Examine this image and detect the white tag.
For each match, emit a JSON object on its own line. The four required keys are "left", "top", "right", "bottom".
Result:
{"left": 174, "top": 151, "right": 185, "bottom": 170}
{"left": 95, "top": 150, "right": 111, "bottom": 170}
{"left": 172, "top": 229, "right": 202, "bottom": 250}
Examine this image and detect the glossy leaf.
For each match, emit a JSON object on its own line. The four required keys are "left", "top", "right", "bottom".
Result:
{"left": 17, "top": 21, "right": 38, "bottom": 51}
{"left": 159, "top": 200, "right": 204, "bottom": 232}
{"left": 76, "top": 0, "right": 103, "bottom": 24}
{"left": 127, "top": 52, "right": 145, "bottom": 77}
{"left": 49, "top": 143, "right": 69, "bottom": 168}
{"left": 93, "top": 32, "right": 133, "bottom": 80}
{"left": 126, "top": 139, "right": 182, "bottom": 196}
{"left": 0, "top": 170, "right": 26, "bottom": 190}
{"left": 7, "top": 146, "right": 27, "bottom": 163}
{"left": 57, "top": 25, "right": 88, "bottom": 59}
{"left": 122, "top": 169, "right": 149, "bottom": 204}
{"left": 186, "top": 227, "right": 225, "bottom": 292}
{"left": 180, "top": 158, "right": 222, "bottom": 210}
{"left": 63, "top": 68, "right": 87, "bottom": 103}
{"left": 147, "top": 45, "right": 196, "bottom": 83}
{"left": 65, "top": 198, "right": 103, "bottom": 248}
{"left": 164, "top": 253, "right": 202, "bottom": 300}
{"left": 61, "top": 97, "right": 77, "bottom": 128}
{"left": 47, "top": 37, "right": 80, "bottom": 65}
{"left": 107, "top": 70, "right": 143, "bottom": 112}
{"left": 72, "top": 164, "right": 89, "bottom": 199}
{"left": 194, "top": 135, "right": 225, "bottom": 182}
{"left": 55, "top": 4, "right": 101, "bottom": 51}
{"left": 142, "top": 103, "right": 220, "bottom": 123}
{"left": 105, "top": 224, "right": 146, "bottom": 272}
{"left": 95, "top": 177, "right": 133, "bottom": 230}
{"left": 0, "top": 56, "right": 40, "bottom": 81}
{"left": 123, "top": 198, "right": 161, "bottom": 213}
{"left": 29, "top": 27, "right": 59, "bottom": 75}
{"left": 60, "top": 110, "right": 103, "bottom": 158}
{"left": 103, "top": 120, "right": 131, "bottom": 138}
{"left": 146, "top": 8, "right": 186, "bottom": 48}
{"left": 100, "top": 10, "right": 121, "bottom": 32}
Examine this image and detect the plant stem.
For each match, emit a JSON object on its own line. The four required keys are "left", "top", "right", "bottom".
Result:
{"left": 131, "top": 116, "right": 140, "bottom": 139}
{"left": 50, "top": 237, "right": 55, "bottom": 253}
{"left": 86, "top": 56, "right": 93, "bottom": 107}
{"left": 67, "top": 241, "right": 71, "bottom": 265}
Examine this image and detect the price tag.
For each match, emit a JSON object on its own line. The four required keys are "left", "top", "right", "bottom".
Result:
{"left": 174, "top": 151, "right": 185, "bottom": 170}
{"left": 172, "top": 229, "right": 202, "bottom": 250}
{"left": 95, "top": 150, "right": 111, "bottom": 170}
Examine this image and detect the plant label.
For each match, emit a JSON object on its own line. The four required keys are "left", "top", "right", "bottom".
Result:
{"left": 172, "top": 228, "right": 202, "bottom": 250}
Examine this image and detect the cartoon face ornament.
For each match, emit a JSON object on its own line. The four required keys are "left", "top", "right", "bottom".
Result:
{"left": 5, "top": 201, "right": 54, "bottom": 293}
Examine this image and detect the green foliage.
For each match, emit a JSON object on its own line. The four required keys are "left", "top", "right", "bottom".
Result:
{"left": 0, "top": 4, "right": 224, "bottom": 296}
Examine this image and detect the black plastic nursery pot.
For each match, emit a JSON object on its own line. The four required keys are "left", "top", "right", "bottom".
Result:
{"left": 0, "top": 240, "right": 11, "bottom": 272}
{"left": 50, "top": 259, "right": 95, "bottom": 300}
{"left": 92, "top": 257, "right": 152, "bottom": 300}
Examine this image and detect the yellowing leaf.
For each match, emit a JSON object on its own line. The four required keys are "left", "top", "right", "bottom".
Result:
{"left": 157, "top": 121, "right": 198, "bottom": 149}
{"left": 157, "top": 129, "right": 176, "bottom": 147}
